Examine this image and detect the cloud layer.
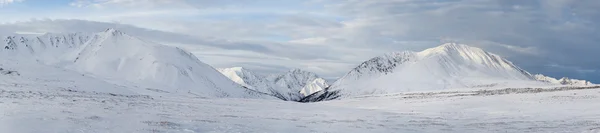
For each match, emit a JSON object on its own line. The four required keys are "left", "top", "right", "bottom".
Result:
{"left": 0, "top": 0, "right": 598, "bottom": 82}
{"left": 0, "top": 0, "right": 22, "bottom": 6}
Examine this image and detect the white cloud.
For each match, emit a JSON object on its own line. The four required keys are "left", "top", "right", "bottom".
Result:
{"left": 1, "top": 0, "right": 599, "bottom": 82}
{"left": 288, "top": 37, "right": 328, "bottom": 45}
{"left": 0, "top": 0, "right": 22, "bottom": 6}
{"left": 70, "top": 0, "right": 187, "bottom": 8}
{"left": 0, "top": 19, "right": 363, "bottom": 77}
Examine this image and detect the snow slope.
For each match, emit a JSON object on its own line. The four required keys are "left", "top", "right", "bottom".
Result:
{"left": 217, "top": 67, "right": 279, "bottom": 98}
{"left": 267, "top": 69, "right": 330, "bottom": 101}
{"left": 326, "top": 43, "right": 583, "bottom": 98}
{"left": 2, "top": 32, "right": 93, "bottom": 64}
{"left": 218, "top": 67, "right": 329, "bottom": 101}
{"left": 0, "top": 58, "right": 138, "bottom": 95}
{"left": 1, "top": 29, "right": 269, "bottom": 98}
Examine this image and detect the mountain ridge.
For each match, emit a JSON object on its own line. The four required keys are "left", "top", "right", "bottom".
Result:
{"left": 303, "top": 43, "right": 593, "bottom": 102}
{"left": 2, "top": 29, "right": 271, "bottom": 99}
{"left": 218, "top": 67, "right": 329, "bottom": 101}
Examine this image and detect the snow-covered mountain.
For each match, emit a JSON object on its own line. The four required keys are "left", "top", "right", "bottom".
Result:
{"left": 308, "top": 43, "right": 592, "bottom": 101}
{"left": 218, "top": 67, "right": 329, "bottom": 101}
{"left": 2, "top": 32, "right": 93, "bottom": 63}
{"left": 267, "top": 69, "right": 330, "bottom": 101}
{"left": 534, "top": 74, "right": 593, "bottom": 86}
{"left": 1, "top": 29, "right": 269, "bottom": 99}
{"left": 217, "top": 67, "right": 279, "bottom": 98}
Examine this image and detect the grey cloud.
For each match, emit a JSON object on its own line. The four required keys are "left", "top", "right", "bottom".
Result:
{"left": 0, "top": 19, "right": 274, "bottom": 54}
{"left": 3, "top": 0, "right": 599, "bottom": 82}
{"left": 0, "top": 19, "right": 348, "bottom": 74}
{"left": 226, "top": 61, "right": 291, "bottom": 74}
{"left": 313, "top": 0, "right": 600, "bottom": 82}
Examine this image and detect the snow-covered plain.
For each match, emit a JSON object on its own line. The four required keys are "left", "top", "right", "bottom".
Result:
{"left": 2, "top": 73, "right": 600, "bottom": 132}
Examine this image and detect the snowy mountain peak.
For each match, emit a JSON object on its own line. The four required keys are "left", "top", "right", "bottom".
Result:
{"left": 439, "top": 42, "right": 471, "bottom": 49}
{"left": 1, "top": 29, "right": 271, "bottom": 99}
{"left": 218, "top": 67, "right": 329, "bottom": 101}
{"left": 69, "top": 30, "right": 266, "bottom": 98}
{"left": 284, "top": 68, "right": 318, "bottom": 77}
{"left": 534, "top": 74, "right": 594, "bottom": 86}
{"left": 102, "top": 28, "right": 129, "bottom": 38}
{"left": 217, "top": 67, "right": 261, "bottom": 88}
{"left": 346, "top": 51, "right": 417, "bottom": 77}
{"left": 436, "top": 43, "right": 478, "bottom": 50}
{"left": 104, "top": 28, "right": 123, "bottom": 34}
{"left": 321, "top": 43, "right": 541, "bottom": 99}
{"left": 217, "top": 67, "right": 247, "bottom": 73}
{"left": 421, "top": 43, "right": 533, "bottom": 78}
{"left": 421, "top": 43, "right": 492, "bottom": 57}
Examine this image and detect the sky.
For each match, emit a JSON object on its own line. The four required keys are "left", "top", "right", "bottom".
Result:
{"left": 0, "top": 0, "right": 599, "bottom": 82}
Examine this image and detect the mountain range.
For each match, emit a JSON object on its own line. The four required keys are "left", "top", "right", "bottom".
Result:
{"left": 1, "top": 29, "right": 270, "bottom": 99}
{"left": 302, "top": 43, "right": 594, "bottom": 102}
{"left": 2, "top": 29, "right": 593, "bottom": 102}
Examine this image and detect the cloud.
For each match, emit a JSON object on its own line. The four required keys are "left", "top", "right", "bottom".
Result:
{"left": 69, "top": 0, "right": 275, "bottom": 9}
{"left": 1, "top": 0, "right": 599, "bottom": 83}
{"left": 70, "top": 0, "right": 189, "bottom": 8}
{"left": 0, "top": 0, "right": 22, "bottom": 6}
{"left": 305, "top": 0, "right": 600, "bottom": 82}
{"left": 0, "top": 19, "right": 360, "bottom": 77}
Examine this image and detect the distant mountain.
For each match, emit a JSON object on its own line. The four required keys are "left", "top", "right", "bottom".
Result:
{"left": 218, "top": 67, "right": 329, "bottom": 101}
{"left": 267, "top": 69, "right": 329, "bottom": 101}
{"left": 217, "top": 67, "right": 280, "bottom": 98}
{"left": 534, "top": 74, "right": 593, "bottom": 86}
{"left": 305, "top": 43, "right": 593, "bottom": 102}
{"left": 1, "top": 29, "right": 270, "bottom": 99}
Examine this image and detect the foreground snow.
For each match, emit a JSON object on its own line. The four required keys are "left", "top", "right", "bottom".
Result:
{"left": 2, "top": 84, "right": 600, "bottom": 132}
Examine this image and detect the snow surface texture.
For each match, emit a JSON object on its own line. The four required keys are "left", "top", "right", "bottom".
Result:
{"left": 218, "top": 67, "right": 329, "bottom": 101}
{"left": 325, "top": 43, "right": 594, "bottom": 99}
{"left": 2, "top": 79, "right": 600, "bottom": 132}
{"left": 1, "top": 29, "right": 270, "bottom": 99}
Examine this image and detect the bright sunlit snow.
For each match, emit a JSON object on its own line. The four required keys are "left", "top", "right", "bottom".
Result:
{"left": 327, "top": 43, "right": 593, "bottom": 98}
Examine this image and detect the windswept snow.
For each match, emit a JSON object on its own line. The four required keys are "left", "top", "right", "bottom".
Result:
{"left": 218, "top": 67, "right": 329, "bottom": 101}
{"left": 1, "top": 79, "right": 600, "bottom": 132}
